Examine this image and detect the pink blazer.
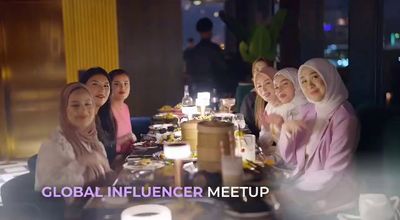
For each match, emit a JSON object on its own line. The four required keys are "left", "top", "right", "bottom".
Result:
{"left": 278, "top": 101, "right": 360, "bottom": 211}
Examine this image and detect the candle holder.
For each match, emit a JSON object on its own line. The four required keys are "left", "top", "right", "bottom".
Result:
{"left": 163, "top": 142, "right": 191, "bottom": 186}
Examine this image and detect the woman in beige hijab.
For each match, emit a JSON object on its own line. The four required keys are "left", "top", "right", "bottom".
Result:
{"left": 35, "top": 83, "right": 111, "bottom": 190}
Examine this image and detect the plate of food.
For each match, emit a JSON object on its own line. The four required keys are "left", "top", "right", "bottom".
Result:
{"left": 123, "top": 158, "right": 165, "bottom": 170}
{"left": 133, "top": 140, "right": 159, "bottom": 149}
{"left": 158, "top": 105, "right": 181, "bottom": 113}
{"left": 153, "top": 151, "right": 197, "bottom": 162}
{"left": 149, "top": 123, "right": 175, "bottom": 132}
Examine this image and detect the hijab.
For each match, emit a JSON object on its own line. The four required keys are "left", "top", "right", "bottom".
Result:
{"left": 274, "top": 68, "right": 308, "bottom": 120}
{"left": 298, "top": 58, "right": 348, "bottom": 119}
{"left": 60, "top": 83, "right": 109, "bottom": 176}
{"left": 298, "top": 58, "right": 349, "bottom": 156}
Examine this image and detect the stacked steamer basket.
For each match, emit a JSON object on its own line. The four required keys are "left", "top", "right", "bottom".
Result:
{"left": 197, "top": 121, "right": 234, "bottom": 173}
{"left": 180, "top": 120, "right": 200, "bottom": 153}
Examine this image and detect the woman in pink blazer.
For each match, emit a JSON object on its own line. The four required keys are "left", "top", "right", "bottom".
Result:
{"left": 278, "top": 58, "right": 360, "bottom": 216}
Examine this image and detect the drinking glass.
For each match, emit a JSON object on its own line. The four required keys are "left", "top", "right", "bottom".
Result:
{"left": 221, "top": 98, "right": 236, "bottom": 113}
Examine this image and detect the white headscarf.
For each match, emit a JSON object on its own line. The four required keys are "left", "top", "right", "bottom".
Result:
{"left": 274, "top": 68, "right": 308, "bottom": 120}
{"left": 298, "top": 58, "right": 349, "bottom": 156}
{"left": 298, "top": 58, "right": 348, "bottom": 119}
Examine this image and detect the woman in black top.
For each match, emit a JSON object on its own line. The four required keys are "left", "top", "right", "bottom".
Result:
{"left": 79, "top": 67, "right": 117, "bottom": 163}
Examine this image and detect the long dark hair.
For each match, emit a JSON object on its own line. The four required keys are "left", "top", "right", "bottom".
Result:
{"left": 109, "top": 68, "right": 129, "bottom": 81}
{"left": 79, "top": 67, "right": 116, "bottom": 149}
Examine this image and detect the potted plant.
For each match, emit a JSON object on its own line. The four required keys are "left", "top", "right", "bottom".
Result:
{"left": 219, "top": 9, "right": 287, "bottom": 65}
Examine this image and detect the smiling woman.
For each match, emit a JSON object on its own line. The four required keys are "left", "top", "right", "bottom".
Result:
{"left": 35, "top": 83, "right": 111, "bottom": 193}
{"left": 66, "top": 89, "right": 95, "bottom": 129}
{"left": 277, "top": 58, "right": 360, "bottom": 214}
{"left": 109, "top": 69, "right": 137, "bottom": 153}
{"left": 299, "top": 68, "right": 327, "bottom": 102}
{"left": 79, "top": 67, "right": 117, "bottom": 163}
{"left": 273, "top": 67, "right": 309, "bottom": 121}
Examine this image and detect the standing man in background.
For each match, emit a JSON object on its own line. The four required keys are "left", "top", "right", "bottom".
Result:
{"left": 184, "top": 17, "right": 227, "bottom": 94}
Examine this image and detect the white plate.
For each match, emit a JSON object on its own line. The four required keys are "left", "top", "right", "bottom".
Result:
{"left": 135, "top": 145, "right": 159, "bottom": 150}
{"left": 133, "top": 141, "right": 158, "bottom": 149}
{"left": 122, "top": 161, "right": 165, "bottom": 170}
{"left": 149, "top": 123, "right": 174, "bottom": 130}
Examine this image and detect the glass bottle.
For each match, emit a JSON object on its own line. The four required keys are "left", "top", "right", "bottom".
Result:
{"left": 211, "top": 88, "right": 219, "bottom": 112}
{"left": 181, "top": 85, "right": 194, "bottom": 106}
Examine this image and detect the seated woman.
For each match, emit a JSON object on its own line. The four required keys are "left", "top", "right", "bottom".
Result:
{"left": 270, "top": 67, "right": 310, "bottom": 126}
{"left": 278, "top": 58, "right": 359, "bottom": 215}
{"left": 253, "top": 65, "right": 284, "bottom": 152}
{"left": 79, "top": 67, "right": 116, "bottom": 163}
{"left": 35, "top": 83, "right": 110, "bottom": 191}
{"left": 240, "top": 58, "right": 268, "bottom": 138}
{"left": 109, "top": 69, "right": 137, "bottom": 154}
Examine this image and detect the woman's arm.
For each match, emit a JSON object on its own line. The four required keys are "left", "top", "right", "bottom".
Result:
{"left": 277, "top": 121, "right": 303, "bottom": 166}
{"left": 294, "top": 114, "right": 359, "bottom": 192}
{"left": 35, "top": 140, "right": 85, "bottom": 190}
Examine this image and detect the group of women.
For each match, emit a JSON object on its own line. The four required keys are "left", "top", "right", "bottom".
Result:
{"left": 251, "top": 58, "right": 360, "bottom": 215}
{"left": 35, "top": 67, "right": 135, "bottom": 191}
{"left": 34, "top": 58, "right": 359, "bottom": 216}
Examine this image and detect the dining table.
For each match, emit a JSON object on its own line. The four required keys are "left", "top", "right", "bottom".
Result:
{"left": 75, "top": 110, "right": 288, "bottom": 220}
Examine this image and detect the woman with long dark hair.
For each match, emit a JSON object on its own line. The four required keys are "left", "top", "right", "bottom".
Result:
{"left": 79, "top": 67, "right": 117, "bottom": 163}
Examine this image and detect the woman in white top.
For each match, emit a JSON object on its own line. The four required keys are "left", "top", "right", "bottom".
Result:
{"left": 35, "top": 83, "right": 111, "bottom": 191}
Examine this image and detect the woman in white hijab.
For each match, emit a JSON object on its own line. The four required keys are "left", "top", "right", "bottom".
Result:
{"left": 273, "top": 67, "right": 310, "bottom": 121}
{"left": 277, "top": 58, "right": 360, "bottom": 217}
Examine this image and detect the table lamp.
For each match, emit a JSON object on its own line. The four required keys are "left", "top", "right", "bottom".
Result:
{"left": 121, "top": 204, "right": 172, "bottom": 220}
{"left": 164, "top": 142, "right": 191, "bottom": 186}
{"left": 196, "top": 92, "right": 210, "bottom": 117}
{"left": 182, "top": 105, "right": 197, "bottom": 120}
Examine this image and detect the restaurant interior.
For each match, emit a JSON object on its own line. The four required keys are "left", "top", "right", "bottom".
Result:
{"left": 0, "top": 0, "right": 400, "bottom": 219}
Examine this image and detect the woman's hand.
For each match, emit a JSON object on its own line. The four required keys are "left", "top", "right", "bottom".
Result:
{"left": 282, "top": 120, "right": 307, "bottom": 136}
{"left": 131, "top": 133, "right": 137, "bottom": 143}
{"left": 260, "top": 112, "right": 284, "bottom": 129}
{"left": 118, "top": 132, "right": 137, "bottom": 153}
{"left": 81, "top": 152, "right": 111, "bottom": 184}
{"left": 118, "top": 133, "right": 137, "bottom": 145}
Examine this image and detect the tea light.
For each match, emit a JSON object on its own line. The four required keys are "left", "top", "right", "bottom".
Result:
{"left": 121, "top": 204, "right": 172, "bottom": 220}
{"left": 164, "top": 142, "right": 191, "bottom": 187}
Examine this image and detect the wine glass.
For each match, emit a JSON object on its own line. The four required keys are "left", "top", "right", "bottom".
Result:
{"left": 234, "top": 113, "right": 246, "bottom": 130}
{"left": 220, "top": 98, "right": 236, "bottom": 113}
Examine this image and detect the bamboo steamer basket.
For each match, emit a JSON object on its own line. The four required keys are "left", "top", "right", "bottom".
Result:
{"left": 197, "top": 121, "right": 234, "bottom": 173}
{"left": 181, "top": 120, "right": 199, "bottom": 152}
